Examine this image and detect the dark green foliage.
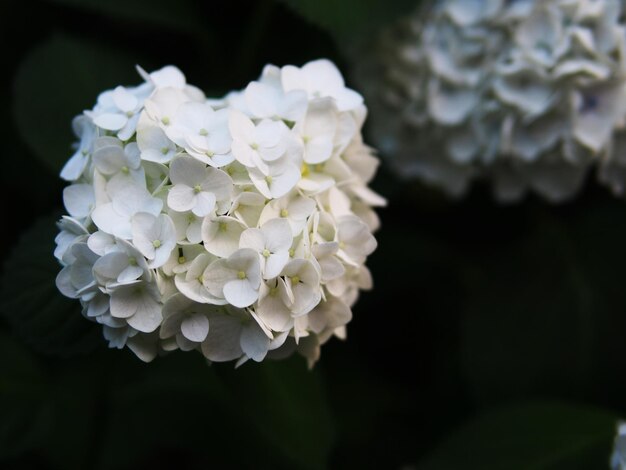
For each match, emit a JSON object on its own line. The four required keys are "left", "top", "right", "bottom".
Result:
{"left": 416, "top": 402, "right": 616, "bottom": 470}
{"left": 14, "top": 35, "right": 139, "bottom": 173}
{"left": 1, "top": 1, "right": 625, "bottom": 468}
{"left": 0, "top": 213, "right": 101, "bottom": 356}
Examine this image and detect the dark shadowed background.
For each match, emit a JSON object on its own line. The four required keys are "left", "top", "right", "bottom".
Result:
{"left": 1, "top": 1, "right": 625, "bottom": 469}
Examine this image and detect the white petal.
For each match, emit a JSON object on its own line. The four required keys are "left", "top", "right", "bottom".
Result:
{"left": 56, "top": 266, "right": 78, "bottom": 298}
{"left": 256, "top": 291, "right": 293, "bottom": 332}
{"left": 244, "top": 81, "right": 279, "bottom": 118}
{"left": 446, "top": 0, "right": 497, "bottom": 25}
{"left": 239, "top": 227, "right": 265, "bottom": 252}
{"left": 553, "top": 60, "right": 610, "bottom": 80}
{"left": 307, "top": 296, "right": 352, "bottom": 334}
{"left": 247, "top": 168, "right": 272, "bottom": 199}
{"left": 202, "top": 216, "right": 246, "bottom": 258}
{"left": 492, "top": 74, "right": 554, "bottom": 116}
{"left": 169, "top": 154, "right": 207, "bottom": 186}
{"left": 350, "top": 184, "right": 387, "bottom": 207}
{"left": 269, "top": 163, "right": 301, "bottom": 198}
{"left": 92, "top": 203, "right": 131, "bottom": 239}
{"left": 428, "top": 80, "right": 476, "bottom": 125}
{"left": 228, "top": 110, "right": 256, "bottom": 143}
{"left": 86, "top": 293, "right": 110, "bottom": 317}
{"left": 202, "top": 258, "right": 235, "bottom": 298}
{"left": 201, "top": 167, "right": 233, "bottom": 201}
{"left": 231, "top": 139, "right": 259, "bottom": 167}
{"left": 110, "top": 286, "right": 139, "bottom": 319}
{"left": 255, "top": 119, "right": 284, "bottom": 150}
{"left": 288, "top": 194, "right": 317, "bottom": 219}
{"left": 151, "top": 244, "right": 175, "bottom": 269}
{"left": 93, "top": 113, "right": 127, "bottom": 131}
{"left": 168, "top": 185, "right": 196, "bottom": 213}
{"left": 124, "top": 142, "right": 142, "bottom": 169}
{"left": 573, "top": 85, "right": 626, "bottom": 152}
{"left": 281, "top": 65, "right": 307, "bottom": 93}
{"left": 175, "top": 273, "right": 226, "bottom": 305}
{"left": 261, "top": 218, "right": 292, "bottom": 251}
{"left": 126, "top": 295, "right": 162, "bottom": 333}
{"left": 302, "top": 59, "right": 344, "bottom": 93}
{"left": 187, "top": 218, "right": 203, "bottom": 244}
{"left": 223, "top": 279, "right": 259, "bottom": 308}
{"left": 264, "top": 251, "right": 289, "bottom": 279}
{"left": 132, "top": 211, "right": 157, "bottom": 236}
{"left": 137, "top": 126, "right": 175, "bottom": 163}
{"left": 87, "top": 231, "right": 116, "bottom": 256}
{"left": 118, "top": 114, "right": 140, "bottom": 141}
{"left": 60, "top": 150, "right": 89, "bottom": 182}
{"left": 110, "top": 181, "right": 163, "bottom": 218}
{"left": 181, "top": 313, "right": 210, "bottom": 342}
{"left": 127, "top": 333, "right": 158, "bottom": 362}
{"left": 280, "top": 90, "right": 308, "bottom": 122}
{"left": 113, "top": 86, "right": 138, "bottom": 113}
{"left": 228, "top": 248, "right": 262, "bottom": 286}
{"left": 304, "top": 136, "right": 334, "bottom": 164}
{"left": 317, "top": 255, "right": 345, "bottom": 282}
{"left": 201, "top": 314, "right": 243, "bottom": 361}
{"left": 102, "top": 325, "right": 130, "bottom": 348}
{"left": 93, "top": 143, "right": 125, "bottom": 175}
{"left": 63, "top": 184, "right": 95, "bottom": 219}
{"left": 291, "top": 283, "right": 321, "bottom": 316}
{"left": 240, "top": 321, "right": 270, "bottom": 362}
{"left": 304, "top": 98, "right": 336, "bottom": 137}
{"left": 150, "top": 65, "right": 186, "bottom": 89}
{"left": 93, "top": 252, "right": 130, "bottom": 285}
{"left": 191, "top": 191, "right": 217, "bottom": 217}
{"left": 160, "top": 297, "right": 186, "bottom": 338}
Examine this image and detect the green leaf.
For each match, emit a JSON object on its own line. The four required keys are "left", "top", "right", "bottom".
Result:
{"left": 0, "top": 212, "right": 100, "bottom": 356}
{"left": 40, "top": 357, "right": 102, "bottom": 470}
{"left": 460, "top": 211, "right": 596, "bottom": 403}
{"left": 96, "top": 351, "right": 313, "bottom": 470}
{"left": 95, "top": 352, "right": 230, "bottom": 470}
{"left": 13, "top": 34, "right": 138, "bottom": 174}
{"left": 277, "top": 0, "right": 416, "bottom": 37}
{"left": 42, "top": 0, "right": 205, "bottom": 35}
{"left": 0, "top": 337, "right": 104, "bottom": 469}
{"left": 0, "top": 330, "right": 51, "bottom": 460}
{"left": 416, "top": 402, "right": 618, "bottom": 470}
{"left": 460, "top": 200, "right": 626, "bottom": 405}
{"left": 218, "top": 356, "right": 335, "bottom": 470}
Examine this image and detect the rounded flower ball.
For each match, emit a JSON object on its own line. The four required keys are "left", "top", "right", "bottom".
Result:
{"left": 55, "top": 62, "right": 384, "bottom": 367}
{"left": 358, "top": 0, "right": 626, "bottom": 202}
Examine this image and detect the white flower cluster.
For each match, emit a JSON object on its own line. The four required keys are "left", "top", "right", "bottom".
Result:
{"left": 358, "top": 0, "right": 626, "bottom": 202}
{"left": 55, "top": 61, "right": 384, "bottom": 367}
{"left": 612, "top": 421, "right": 626, "bottom": 469}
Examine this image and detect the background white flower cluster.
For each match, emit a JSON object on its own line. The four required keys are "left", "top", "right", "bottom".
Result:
{"left": 613, "top": 422, "right": 626, "bottom": 469}
{"left": 358, "top": 0, "right": 626, "bottom": 202}
{"left": 55, "top": 61, "right": 384, "bottom": 367}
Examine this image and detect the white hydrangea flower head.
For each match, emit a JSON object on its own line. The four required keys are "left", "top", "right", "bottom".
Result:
{"left": 612, "top": 421, "right": 626, "bottom": 469}
{"left": 55, "top": 62, "right": 384, "bottom": 367}
{"left": 358, "top": 0, "right": 626, "bottom": 202}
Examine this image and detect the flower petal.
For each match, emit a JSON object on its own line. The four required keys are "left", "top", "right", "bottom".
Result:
{"left": 93, "top": 113, "right": 127, "bottom": 131}
{"left": 223, "top": 279, "right": 259, "bottom": 308}
{"left": 201, "top": 314, "right": 243, "bottom": 362}
{"left": 240, "top": 321, "right": 270, "bottom": 362}
{"left": 180, "top": 313, "right": 210, "bottom": 342}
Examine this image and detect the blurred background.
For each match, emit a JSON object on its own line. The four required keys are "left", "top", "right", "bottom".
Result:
{"left": 1, "top": 0, "right": 626, "bottom": 468}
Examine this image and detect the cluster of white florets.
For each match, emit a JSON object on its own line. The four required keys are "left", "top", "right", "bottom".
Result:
{"left": 612, "top": 422, "right": 626, "bottom": 469}
{"left": 55, "top": 61, "right": 384, "bottom": 367}
{"left": 359, "top": 0, "right": 626, "bottom": 202}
